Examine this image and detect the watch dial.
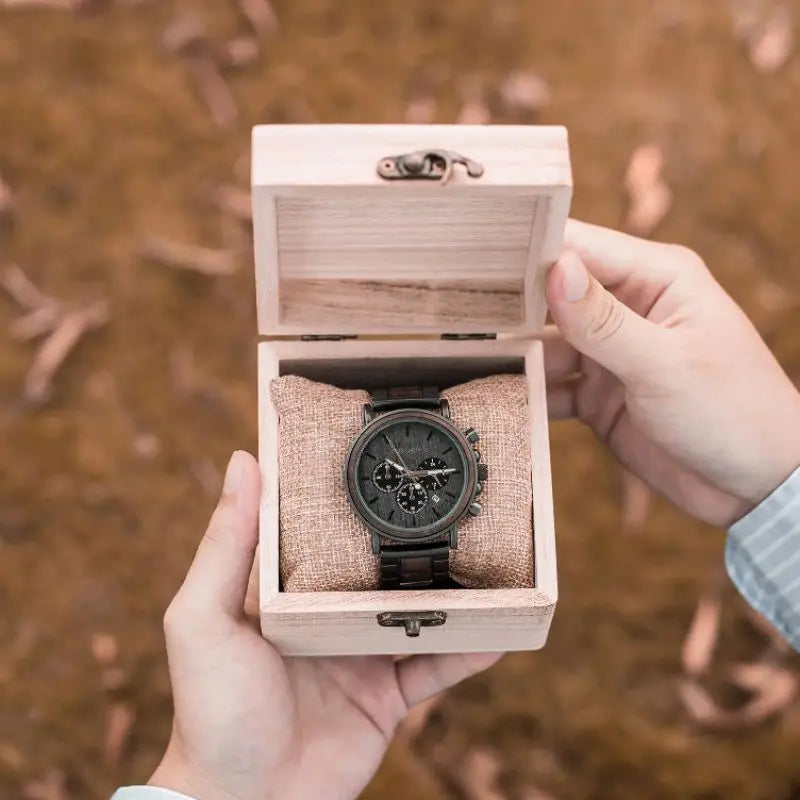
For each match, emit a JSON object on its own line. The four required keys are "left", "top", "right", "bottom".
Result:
{"left": 372, "top": 460, "right": 404, "bottom": 492}
{"left": 353, "top": 417, "right": 470, "bottom": 532}
{"left": 396, "top": 482, "right": 428, "bottom": 513}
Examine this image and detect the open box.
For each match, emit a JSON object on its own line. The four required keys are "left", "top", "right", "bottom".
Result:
{"left": 253, "top": 124, "right": 572, "bottom": 656}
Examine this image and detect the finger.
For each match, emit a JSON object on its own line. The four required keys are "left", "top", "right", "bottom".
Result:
{"left": 547, "top": 383, "right": 578, "bottom": 419}
{"left": 543, "top": 331, "right": 581, "bottom": 381}
{"left": 546, "top": 249, "right": 673, "bottom": 385}
{"left": 175, "top": 450, "right": 262, "bottom": 622}
{"left": 564, "top": 218, "right": 682, "bottom": 286}
{"left": 395, "top": 652, "right": 502, "bottom": 709}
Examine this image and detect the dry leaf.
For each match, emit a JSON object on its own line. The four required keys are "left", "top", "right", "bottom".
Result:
{"left": 497, "top": 71, "right": 550, "bottom": 116}
{"left": 140, "top": 236, "right": 238, "bottom": 275}
{"left": 728, "top": 662, "right": 799, "bottom": 722}
{"left": 103, "top": 702, "right": 135, "bottom": 768}
{"left": 620, "top": 469, "right": 652, "bottom": 533}
{"left": 457, "top": 748, "right": 506, "bottom": 800}
{"left": 623, "top": 144, "right": 673, "bottom": 236}
{"left": 91, "top": 633, "right": 119, "bottom": 664}
{"left": 23, "top": 769, "right": 67, "bottom": 800}
{"left": 0, "top": 172, "right": 13, "bottom": 216}
{"left": 682, "top": 592, "right": 721, "bottom": 677}
{"left": 0, "top": 741, "right": 27, "bottom": 771}
{"left": 456, "top": 99, "right": 491, "bottom": 125}
{"left": 215, "top": 36, "right": 260, "bottom": 68}
{"left": 24, "top": 300, "right": 110, "bottom": 403}
{"left": 133, "top": 432, "right": 160, "bottom": 460}
{"left": 679, "top": 664, "right": 799, "bottom": 730}
{"left": 747, "top": 7, "right": 794, "bottom": 73}
{"left": 190, "top": 457, "right": 222, "bottom": 495}
{"left": 405, "top": 96, "right": 437, "bottom": 124}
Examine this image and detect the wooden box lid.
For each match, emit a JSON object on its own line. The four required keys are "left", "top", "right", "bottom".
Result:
{"left": 251, "top": 124, "right": 572, "bottom": 337}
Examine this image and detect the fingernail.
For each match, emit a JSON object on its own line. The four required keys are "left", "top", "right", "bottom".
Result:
{"left": 560, "top": 251, "right": 589, "bottom": 302}
{"left": 223, "top": 451, "right": 245, "bottom": 494}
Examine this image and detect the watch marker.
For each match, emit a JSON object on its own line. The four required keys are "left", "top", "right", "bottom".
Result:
{"left": 441, "top": 446, "right": 453, "bottom": 455}
{"left": 426, "top": 429, "right": 434, "bottom": 442}
{"left": 367, "top": 496, "right": 378, "bottom": 506}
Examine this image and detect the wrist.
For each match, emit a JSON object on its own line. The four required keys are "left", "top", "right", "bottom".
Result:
{"left": 149, "top": 744, "right": 239, "bottom": 800}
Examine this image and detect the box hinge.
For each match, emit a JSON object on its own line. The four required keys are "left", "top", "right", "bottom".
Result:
{"left": 300, "top": 334, "right": 358, "bottom": 342}
{"left": 440, "top": 333, "right": 497, "bottom": 340}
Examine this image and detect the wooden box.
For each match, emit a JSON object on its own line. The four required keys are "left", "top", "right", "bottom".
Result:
{"left": 253, "top": 124, "right": 572, "bottom": 656}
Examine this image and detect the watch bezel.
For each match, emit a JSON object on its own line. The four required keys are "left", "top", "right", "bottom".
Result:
{"left": 344, "top": 408, "right": 478, "bottom": 543}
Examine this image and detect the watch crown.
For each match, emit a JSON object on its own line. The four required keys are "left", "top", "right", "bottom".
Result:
{"left": 468, "top": 501, "right": 482, "bottom": 517}
{"left": 464, "top": 427, "right": 480, "bottom": 444}
{"left": 477, "top": 464, "right": 489, "bottom": 482}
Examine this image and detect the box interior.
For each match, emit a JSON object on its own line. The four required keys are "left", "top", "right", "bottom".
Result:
{"left": 274, "top": 195, "right": 541, "bottom": 330}
{"left": 278, "top": 353, "right": 525, "bottom": 389}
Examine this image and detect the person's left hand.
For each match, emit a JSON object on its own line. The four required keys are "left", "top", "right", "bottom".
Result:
{"left": 149, "top": 450, "right": 501, "bottom": 800}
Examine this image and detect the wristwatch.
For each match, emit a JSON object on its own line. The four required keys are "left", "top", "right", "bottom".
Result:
{"left": 345, "top": 386, "right": 489, "bottom": 589}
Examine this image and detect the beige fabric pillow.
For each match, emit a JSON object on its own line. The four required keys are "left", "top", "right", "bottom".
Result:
{"left": 270, "top": 374, "right": 533, "bottom": 592}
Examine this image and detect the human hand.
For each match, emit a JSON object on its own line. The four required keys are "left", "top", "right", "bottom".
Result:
{"left": 149, "top": 450, "right": 500, "bottom": 800}
{"left": 545, "top": 220, "right": 800, "bottom": 527}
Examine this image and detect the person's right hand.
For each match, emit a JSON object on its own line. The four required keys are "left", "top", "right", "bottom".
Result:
{"left": 545, "top": 220, "right": 800, "bottom": 528}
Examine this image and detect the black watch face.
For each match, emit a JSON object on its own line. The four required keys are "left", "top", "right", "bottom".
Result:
{"left": 345, "top": 410, "right": 476, "bottom": 541}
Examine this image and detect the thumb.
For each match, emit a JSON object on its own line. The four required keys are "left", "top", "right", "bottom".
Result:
{"left": 546, "top": 249, "right": 668, "bottom": 383}
{"left": 173, "top": 450, "right": 262, "bottom": 625}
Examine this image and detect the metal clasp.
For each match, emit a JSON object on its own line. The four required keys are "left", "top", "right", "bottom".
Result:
{"left": 377, "top": 149, "right": 484, "bottom": 185}
{"left": 376, "top": 610, "right": 447, "bottom": 637}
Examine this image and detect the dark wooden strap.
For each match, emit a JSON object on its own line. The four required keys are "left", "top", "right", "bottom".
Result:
{"left": 380, "top": 542, "right": 451, "bottom": 589}
{"left": 370, "top": 386, "right": 441, "bottom": 413}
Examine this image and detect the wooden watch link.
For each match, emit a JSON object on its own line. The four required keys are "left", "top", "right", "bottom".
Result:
{"left": 345, "top": 386, "right": 489, "bottom": 589}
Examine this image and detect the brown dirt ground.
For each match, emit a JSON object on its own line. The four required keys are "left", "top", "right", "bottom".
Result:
{"left": 1, "top": 1, "right": 800, "bottom": 798}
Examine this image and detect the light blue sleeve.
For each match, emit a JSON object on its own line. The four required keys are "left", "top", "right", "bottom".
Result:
{"left": 111, "top": 788, "right": 197, "bottom": 800}
{"left": 725, "top": 466, "right": 800, "bottom": 651}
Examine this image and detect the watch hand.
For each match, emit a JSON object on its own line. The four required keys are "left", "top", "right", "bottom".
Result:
{"left": 384, "top": 458, "right": 406, "bottom": 473}
{"left": 382, "top": 435, "right": 412, "bottom": 475}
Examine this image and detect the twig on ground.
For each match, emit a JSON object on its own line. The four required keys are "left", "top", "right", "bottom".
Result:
{"left": 681, "top": 586, "right": 722, "bottom": 677}
{"left": 208, "top": 184, "right": 252, "bottom": 222}
{"left": 623, "top": 144, "right": 673, "bottom": 236}
{"left": 24, "top": 299, "right": 109, "bottom": 403}
{"left": 237, "top": 0, "right": 278, "bottom": 36}
{"left": 103, "top": 702, "right": 136, "bottom": 768}
{"left": 620, "top": 469, "right": 652, "bottom": 533}
{"left": 0, "top": 172, "right": 13, "bottom": 217}
{"left": 162, "top": 14, "right": 238, "bottom": 128}
{"left": 1, "top": 263, "right": 56, "bottom": 311}
{"left": 140, "top": 236, "right": 239, "bottom": 275}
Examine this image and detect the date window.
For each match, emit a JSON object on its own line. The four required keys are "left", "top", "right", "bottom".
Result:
{"left": 431, "top": 493, "right": 441, "bottom": 504}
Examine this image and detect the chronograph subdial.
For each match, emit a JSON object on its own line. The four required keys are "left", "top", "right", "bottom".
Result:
{"left": 371, "top": 460, "right": 405, "bottom": 493}
{"left": 416, "top": 457, "right": 450, "bottom": 490}
{"left": 396, "top": 482, "right": 428, "bottom": 514}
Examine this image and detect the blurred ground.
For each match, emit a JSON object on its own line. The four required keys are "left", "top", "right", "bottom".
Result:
{"left": 1, "top": 1, "right": 800, "bottom": 798}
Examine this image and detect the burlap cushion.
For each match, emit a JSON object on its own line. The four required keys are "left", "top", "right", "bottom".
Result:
{"left": 270, "top": 374, "right": 533, "bottom": 591}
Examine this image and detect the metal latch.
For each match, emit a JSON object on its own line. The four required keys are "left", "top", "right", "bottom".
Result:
{"left": 376, "top": 610, "right": 447, "bottom": 638}
{"left": 377, "top": 149, "right": 484, "bottom": 185}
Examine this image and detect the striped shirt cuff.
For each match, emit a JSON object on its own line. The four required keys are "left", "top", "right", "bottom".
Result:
{"left": 112, "top": 788, "right": 197, "bottom": 800}
{"left": 726, "top": 466, "right": 800, "bottom": 652}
